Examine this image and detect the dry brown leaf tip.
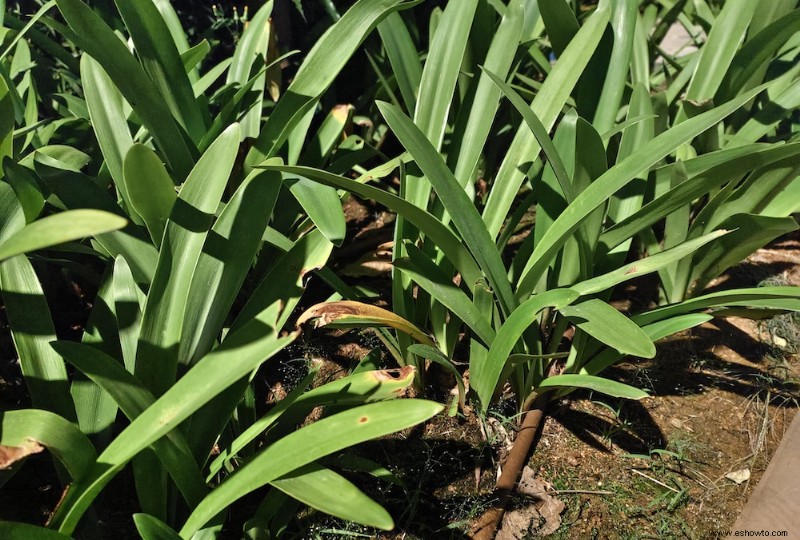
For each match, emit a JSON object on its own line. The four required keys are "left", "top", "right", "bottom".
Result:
{"left": 0, "top": 439, "right": 45, "bottom": 469}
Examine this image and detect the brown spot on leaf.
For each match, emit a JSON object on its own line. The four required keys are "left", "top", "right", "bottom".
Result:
{"left": 358, "top": 416, "right": 369, "bottom": 423}
{"left": 624, "top": 266, "right": 639, "bottom": 275}
{"left": 371, "top": 365, "right": 415, "bottom": 383}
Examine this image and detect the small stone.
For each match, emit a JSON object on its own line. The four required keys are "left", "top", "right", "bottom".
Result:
{"left": 725, "top": 468, "right": 751, "bottom": 485}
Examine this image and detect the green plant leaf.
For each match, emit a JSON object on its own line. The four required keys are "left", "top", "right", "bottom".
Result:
{"left": 689, "top": 214, "right": 799, "bottom": 295}
{"left": 257, "top": 164, "right": 482, "bottom": 287}
{"left": 377, "top": 12, "right": 422, "bottom": 113}
{"left": 136, "top": 123, "right": 240, "bottom": 396}
{"left": 246, "top": 0, "right": 416, "bottom": 166}
{"left": 81, "top": 55, "right": 136, "bottom": 213}
{"left": 516, "top": 83, "right": 772, "bottom": 296}
{"left": 716, "top": 8, "right": 800, "bottom": 103}
{"left": 581, "top": 314, "right": 714, "bottom": 376}
{"left": 633, "top": 287, "right": 800, "bottom": 327}
{"left": 133, "top": 514, "right": 182, "bottom": 540}
{"left": 0, "top": 256, "right": 76, "bottom": 420}
{"left": 601, "top": 142, "right": 800, "bottom": 251}
{"left": 474, "top": 289, "right": 579, "bottom": 411}
{"left": 573, "top": 230, "right": 730, "bottom": 296}
{"left": 561, "top": 299, "right": 655, "bottom": 359}
{"left": 179, "top": 169, "right": 281, "bottom": 365}
{"left": 123, "top": 144, "right": 177, "bottom": 248}
{"left": 0, "top": 210, "right": 127, "bottom": 262}
{"left": 0, "top": 522, "right": 74, "bottom": 539}
{"left": 180, "top": 400, "right": 443, "bottom": 537}
{"left": 285, "top": 176, "right": 346, "bottom": 246}
{"left": 0, "top": 409, "right": 96, "bottom": 480}
{"left": 271, "top": 463, "right": 394, "bottom": 530}
{"left": 49, "top": 300, "right": 297, "bottom": 534}
{"left": 53, "top": 341, "right": 207, "bottom": 508}
{"left": 55, "top": 0, "right": 196, "bottom": 178}
{"left": 538, "top": 374, "right": 648, "bottom": 400}
{"left": 227, "top": 1, "right": 274, "bottom": 139}
{"left": 684, "top": 0, "right": 758, "bottom": 104}
{"left": 378, "top": 101, "right": 516, "bottom": 317}
{"left": 394, "top": 242, "right": 495, "bottom": 345}
{"left": 113, "top": 0, "right": 204, "bottom": 142}
{"left": 450, "top": 0, "right": 523, "bottom": 189}
{"left": 208, "top": 366, "right": 416, "bottom": 479}
{"left": 482, "top": 0, "right": 610, "bottom": 239}
{"left": 413, "top": 0, "right": 478, "bottom": 152}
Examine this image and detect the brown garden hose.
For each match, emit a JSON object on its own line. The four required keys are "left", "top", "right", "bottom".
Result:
{"left": 470, "top": 391, "right": 552, "bottom": 540}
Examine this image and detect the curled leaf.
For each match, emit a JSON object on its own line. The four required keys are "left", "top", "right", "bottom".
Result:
{"left": 297, "top": 300, "right": 435, "bottom": 347}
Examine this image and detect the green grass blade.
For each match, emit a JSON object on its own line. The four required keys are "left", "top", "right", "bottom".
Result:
{"left": 208, "top": 367, "right": 414, "bottom": 479}
{"left": 516, "top": 83, "right": 772, "bottom": 297}
{"left": 180, "top": 400, "right": 444, "bottom": 537}
{"left": 378, "top": 101, "right": 516, "bottom": 317}
{"left": 151, "top": 0, "right": 190, "bottom": 53}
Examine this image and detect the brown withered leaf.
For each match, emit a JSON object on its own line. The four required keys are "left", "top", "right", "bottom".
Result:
{"left": 0, "top": 439, "right": 44, "bottom": 469}
{"left": 340, "top": 241, "right": 393, "bottom": 277}
{"left": 497, "top": 467, "right": 565, "bottom": 539}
